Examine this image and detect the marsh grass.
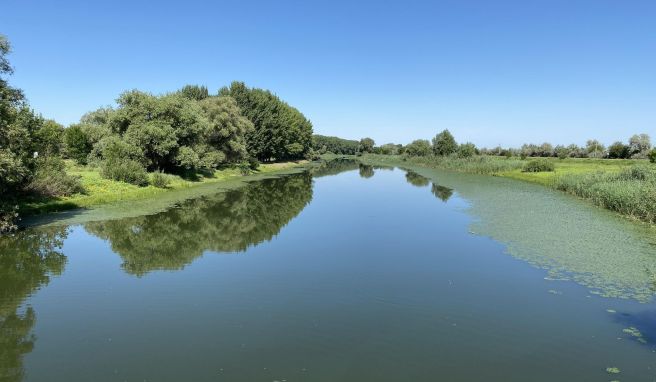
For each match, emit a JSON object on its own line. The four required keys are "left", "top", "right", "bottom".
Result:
{"left": 359, "top": 154, "right": 654, "bottom": 224}
{"left": 554, "top": 165, "right": 656, "bottom": 223}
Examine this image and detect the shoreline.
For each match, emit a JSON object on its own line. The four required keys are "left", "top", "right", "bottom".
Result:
{"left": 19, "top": 161, "right": 314, "bottom": 229}
{"left": 355, "top": 154, "right": 655, "bottom": 227}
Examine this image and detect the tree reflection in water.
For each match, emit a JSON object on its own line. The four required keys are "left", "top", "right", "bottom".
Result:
{"left": 0, "top": 227, "right": 68, "bottom": 382}
{"left": 85, "top": 172, "right": 313, "bottom": 276}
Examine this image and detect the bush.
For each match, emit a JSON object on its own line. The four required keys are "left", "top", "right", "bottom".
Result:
{"left": 237, "top": 162, "right": 251, "bottom": 175}
{"left": 25, "top": 157, "right": 84, "bottom": 197}
{"left": 522, "top": 159, "right": 555, "bottom": 172}
{"left": 649, "top": 149, "right": 656, "bottom": 163}
{"left": 248, "top": 157, "right": 260, "bottom": 170}
{"left": 101, "top": 159, "right": 148, "bottom": 186}
{"left": 149, "top": 171, "right": 171, "bottom": 188}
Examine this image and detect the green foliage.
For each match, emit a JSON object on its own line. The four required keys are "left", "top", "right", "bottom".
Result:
{"left": 608, "top": 141, "right": 630, "bottom": 159}
{"left": 33, "top": 119, "right": 64, "bottom": 156}
{"left": 101, "top": 158, "right": 149, "bottom": 186}
{"left": 198, "top": 95, "right": 252, "bottom": 163}
{"left": 63, "top": 124, "right": 92, "bottom": 164}
{"left": 522, "top": 159, "right": 555, "bottom": 173}
{"left": 555, "top": 165, "right": 656, "bottom": 223}
{"left": 358, "top": 137, "right": 375, "bottom": 153}
{"left": 178, "top": 84, "right": 209, "bottom": 101}
{"left": 457, "top": 142, "right": 477, "bottom": 158}
{"left": 84, "top": 173, "right": 313, "bottom": 275}
{"left": 378, "top": 143, "right": 402, "bottom": 155}
{"left": 432, "top": 129, "right": 458, "bottom": 156}
{"left": 629, "top": 133, "right": 651, "bottom": 158}
{"left": 312, "top": 135, "right": 359, "bottom": 155}
{"left": 25, "top": 157, "right": 83, "bottom": 197}
{"left": 405, "top": 171, "right": 430, "bottom": 187}
{"left": 220, "top": 81, "right": 313, "bottom": 161}
{"left": 149, "top": 171, "right": 171, "bottom": 188}
{"left": 404, "top": 139, "right": 432, "bottom": 156}
{"left": 649, "top": 148, "right": 656, "bottom": 163}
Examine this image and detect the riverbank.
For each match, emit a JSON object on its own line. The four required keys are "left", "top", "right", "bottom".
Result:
{"left": 18, "top": 160, "right": 310, "bottom": 220}
{"left": 355, "top": 154, "right": 656, "bottom": 225}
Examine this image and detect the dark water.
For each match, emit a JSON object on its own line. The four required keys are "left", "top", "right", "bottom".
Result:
{"left": 2, "top": 160, "right": 656, "bottom": 381}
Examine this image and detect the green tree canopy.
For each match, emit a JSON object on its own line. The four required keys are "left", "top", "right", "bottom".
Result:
{"left": 405, "top": 139, "right": 432, "bottom": 156}
{"left": 432, "top": 129, "right": 458, "bottom": 156}
{"left": 219, "top": 81, "right": 313, "bottom": 161}
{"left": 358, "top": 137, "right": 375, "bottom": 153}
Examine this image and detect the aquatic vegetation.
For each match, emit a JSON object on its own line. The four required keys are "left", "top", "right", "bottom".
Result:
{"left": 522, "top": 159, "right": 555, "bottom": 173}
{"left": 368, "top": 161, "right": 656, "bottom": 303}
{"left": 606, "top": 367, "right": 620, "bottom": 374}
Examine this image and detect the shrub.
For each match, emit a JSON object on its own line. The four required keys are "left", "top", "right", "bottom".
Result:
{"left": 101, "top": 159, "right": 148, "bottom": 186}
{"left": 248, "top": 157, "right": 260, "bottom": 170}
{"left": 237, "top": 162, "right": 251, "bottom": 175}
{"left": 149, "top": 171, "right": 171, "bottom": 188}
{"left": 522, "top": 159, "right": 555, "bottom": 172}
{"left": 649, "top": 149, "right": 656, "bottom": 163}
{"left": 26, "top": 157, "right": 84, "bottom": 197}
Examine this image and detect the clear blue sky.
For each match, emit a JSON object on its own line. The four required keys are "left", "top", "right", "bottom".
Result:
{"left": 3, "top": 0, "right": 655, "bottom": 147}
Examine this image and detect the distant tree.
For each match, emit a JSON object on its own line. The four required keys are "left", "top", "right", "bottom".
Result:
{"left": 379, "top": 143, "right": 401, "bottom": 155}
{"left": 539, "top": 142, "right": 554, "bottom": 157}
{"left": 649, "top": 148, "right": 656, "bottom": 163}
{"left": 64, "top": 124, "right": 92, "bottom": 164}
{"left": 629, "top": 134, "right": 651, "bottom": 158}
{"left": 358, "top": 137, "right": 375, "bottom": 153}
{"left": 555, "top": 145, "right": 569, "bottom": 160}
{"left": 404, "top": 139, "right": 432, "bottom": 156}
{"left": 432, "top": 129, "right": 457, "bottom": 156}
{"left": 178, "top": 85, "right": 209, "bottom": 101}
{"left": 607, "top": 141, "right": 630, "bottom": 159}
{"left": 586, "top": 139, "right": 605, "bottom": 158}
{"left": 312, "top": 135, "right": 359, "bottom": 155}
{"left": 457, "top": 142, "right": 477, "bottom": 158}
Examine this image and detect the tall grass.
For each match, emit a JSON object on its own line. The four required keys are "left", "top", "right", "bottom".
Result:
{"left": 554, "top": 165, "right": 656, "bottom": 223}
{"left": 405, "top": 155, "right": 525, "bottom": 174}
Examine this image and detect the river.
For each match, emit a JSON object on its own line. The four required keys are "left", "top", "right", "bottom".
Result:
{"left": 1, "top": 159, "right": 655, "bottom": 381}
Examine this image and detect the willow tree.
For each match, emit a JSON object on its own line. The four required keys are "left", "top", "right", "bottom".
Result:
{"left": 219, "top": 81, "right": 313, "bottom": 161}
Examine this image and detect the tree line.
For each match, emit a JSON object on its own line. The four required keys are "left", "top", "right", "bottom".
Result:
{"left": 346, "top": 131, "right": 655, "bottom": 162}
{"left": 0, "top": 35, "right": 313, "bottom": 232}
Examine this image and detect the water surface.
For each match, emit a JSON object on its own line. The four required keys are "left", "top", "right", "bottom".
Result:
{"left": 2, "top": 160, "right": 656, "bottom": 381}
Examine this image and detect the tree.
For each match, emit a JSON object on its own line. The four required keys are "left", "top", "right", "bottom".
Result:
{"left": 312, "top": 135, "right": 359, "bottom": 155}
{"left": 219, "top": 81, "right": 313, "bottom": 161}
{"left": 649, "top": 149, "right": 656, "bottom": 163}
{"left": 199, "top": 96, "right": 253, "bottom": 163}
{"left": 64, "top": 124, "right": 92, "bottom": 164}
{"left": 178, "top": 84, "right": 209, "bottom": 101}
{"left": 432, "top": 129, "right": 457, "bottom": 156}
{"left": 586, "top": 139, "right": 605, "bottom": 158}
{"left": 607, "top": 141, "right": 630, "bottom": 159}
{"left": 457, "top": 142, "right": 477, "bottom": 158}
{"left": 404, "top": 139, "right": 432, "bottom": 156}
{"left": 358, "top": 137, "right": 375, "bottom": 153}
{"left": 629, "top": 134, "right": 651, "bottom": 158}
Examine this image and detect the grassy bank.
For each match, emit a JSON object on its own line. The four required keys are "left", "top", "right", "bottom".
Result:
{"left": 359, "top": 154, "right": 656, "bottom": 224}
{"left": 19, "top": 160, "right": 308, "bottom": 217}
